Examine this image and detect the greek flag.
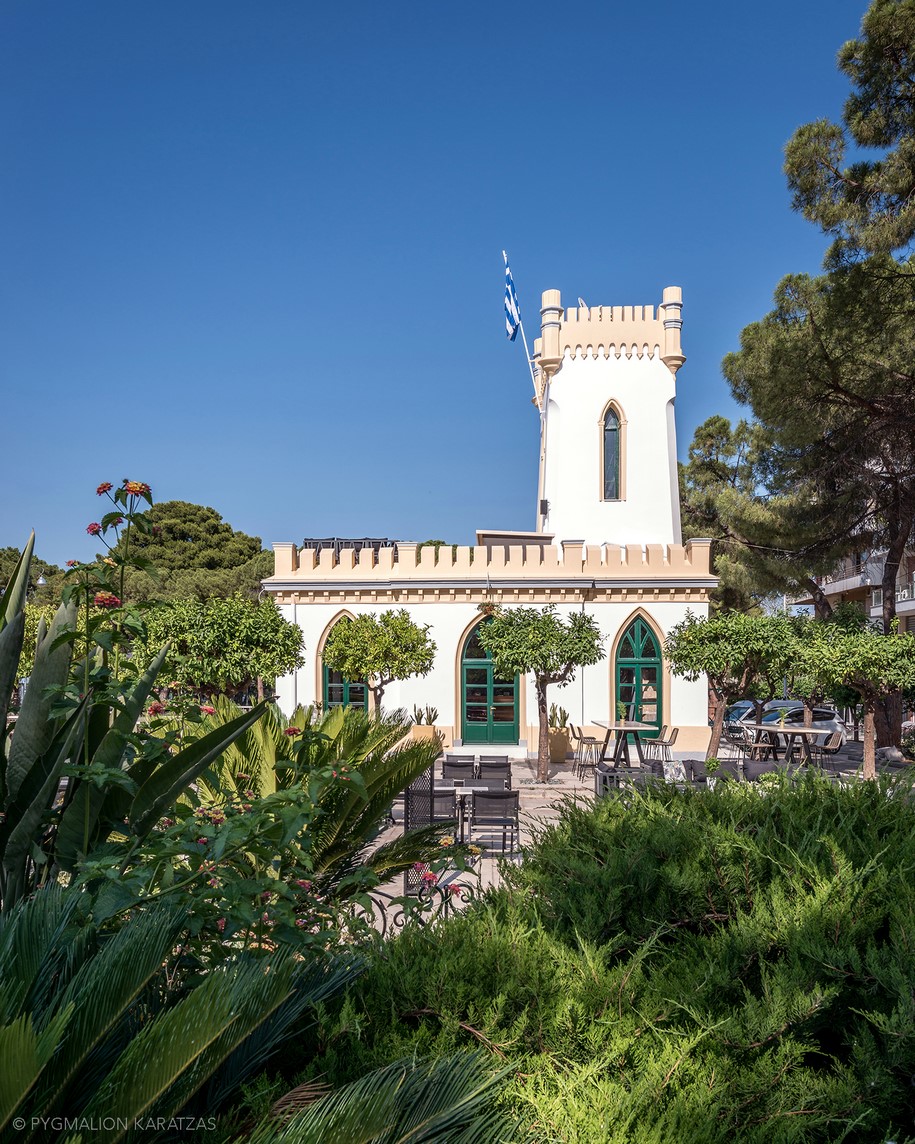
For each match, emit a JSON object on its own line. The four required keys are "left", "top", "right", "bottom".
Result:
{"left": 503, "top": 251, "right": 521, "bottom": 341}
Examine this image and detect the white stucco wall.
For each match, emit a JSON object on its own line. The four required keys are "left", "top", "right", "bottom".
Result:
{"left": 542, "top": 350, "right": 680, "bottom": 546}
{"left": 275, "top": 597, "right": 710, "bottom": 753}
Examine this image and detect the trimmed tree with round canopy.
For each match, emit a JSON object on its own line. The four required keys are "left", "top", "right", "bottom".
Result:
{"left": 321, "top": 609, "right": 436, "bottom": 714}
{"left": 477, "top": 605, "right": 605, "bottom": 782}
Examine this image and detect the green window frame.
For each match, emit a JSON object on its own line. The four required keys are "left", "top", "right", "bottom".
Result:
{"left": 603, "top": 407, "right": 620, "bottom": 500}
{"left": 322, "top": 663, "right": 368, "bottom": 711}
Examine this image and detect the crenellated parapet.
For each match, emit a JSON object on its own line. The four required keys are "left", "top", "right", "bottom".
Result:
{"left": 533, "top": 285, "right": 684, "bottom": 397}
{"left": 265, "top": 538, "right": 714, "bottom": 604}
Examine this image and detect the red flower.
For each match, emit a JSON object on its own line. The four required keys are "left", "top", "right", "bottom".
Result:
{"left": 448, "top": 884, "right": 463, "bottom": 895}
{"left": 122, "top": 480, "right": 151, "bottom": 496}
{"left": 148, "top": 702, "right": 165, "bottom": 716}
{"left": 93, "top": 591, "right": 121, "bottom": 608}
{"left": 199, "top": 705, "right": 216, "bottom": 715}
{"left": 421, "top": 870, "right": 438, "bottom": 885}
{"left": 96, "top": 482, "right": 113, "bottom": 495}
{"left": 86, "top": 522, "right": 102, "bottom": 535}
{"left": 66, "top": 559, "right": 79, "bottom": 567}
{"left": 284, "top": 727, "right": 301, "bottom": 736}
{"left": 216, "top": 918, "right": 226, "bottom": 933}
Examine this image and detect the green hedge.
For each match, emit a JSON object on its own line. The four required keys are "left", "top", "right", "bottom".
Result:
{"left": 302, "top": 776, "right": 915, "bottom": 1142}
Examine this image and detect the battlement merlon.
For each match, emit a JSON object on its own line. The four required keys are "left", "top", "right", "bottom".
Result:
{"left": 532, "top": 286, "right": 685, "bottom": 395}
{"left": 266, "top": 538, "right": 714, "bottom": 583}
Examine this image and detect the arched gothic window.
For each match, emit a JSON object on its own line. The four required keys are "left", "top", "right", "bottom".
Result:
{"left": 603, "top": 407, "right": 620, "bottom": 500}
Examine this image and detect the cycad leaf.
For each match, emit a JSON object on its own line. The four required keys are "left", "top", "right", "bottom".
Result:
{"left": 129, "top": 702, "right": 268, "bottom": 839}
{"left": 243, "top": 1053, "right": 512, "bottom": 1144}
{"left": 0, "top": 1005, "right": 73, "bottom": 1132}
{"left": 0, "top": 609, "right": 26, "bottom": 768}
{"left": 36, "top": 904, "right": 186, "bottom": 1117}
{"left": 80, "top": 959, "right": 275, "bottom": 1141}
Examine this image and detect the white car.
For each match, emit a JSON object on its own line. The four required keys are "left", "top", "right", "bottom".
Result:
{"left": 729, "top": 700, "right": 847, "bottom": 747}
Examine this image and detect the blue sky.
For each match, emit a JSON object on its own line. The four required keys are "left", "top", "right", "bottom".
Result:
{"left": 1, "top": 0, "right": 867, "bottom": 565}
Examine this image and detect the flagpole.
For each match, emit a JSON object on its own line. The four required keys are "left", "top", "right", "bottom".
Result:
{"left": 503, "top": 251, "right": 541, "bottom": 411}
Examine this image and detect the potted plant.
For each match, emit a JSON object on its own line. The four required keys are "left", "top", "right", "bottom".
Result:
{"left": 617, "top": 700, "right": 629, "bottom": 722}
{"left": 549, "top": 703, "right": 572, "bottom": 763}
{"left": 411, "top": 704, "right": 443, "bottom": 747}
{"left": 704, "top": 756, "right": 721, "bottom": 791}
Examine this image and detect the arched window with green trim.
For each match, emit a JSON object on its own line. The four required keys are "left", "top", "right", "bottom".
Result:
{"left": 614, "top": 617, "right": 661, "bottom": 738}
{"left": 603, "top": 407, "right": 620, "bottom": 500}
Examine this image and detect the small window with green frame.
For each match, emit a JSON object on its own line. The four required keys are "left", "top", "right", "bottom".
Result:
{"left": 603, "top": 406, "right": 620, "bottom": 500}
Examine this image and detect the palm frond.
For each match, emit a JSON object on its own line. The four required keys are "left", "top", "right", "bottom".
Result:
{"left": 242, "top": 1052, "right": 513, "bottom": 1144}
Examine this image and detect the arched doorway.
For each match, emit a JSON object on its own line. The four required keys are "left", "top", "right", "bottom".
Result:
{"left": 460, "top": 620, "right": 519, "bottom": 745}
{"left": 615, "top": 617, "right": 662, "bottom": 738}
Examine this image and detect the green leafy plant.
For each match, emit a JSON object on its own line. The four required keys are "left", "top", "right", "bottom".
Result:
{"left": 423, "top": 704, "right": 439, "bottom": 725}
{"left": 411, "top": 704, "right": 425, "bottom": 725}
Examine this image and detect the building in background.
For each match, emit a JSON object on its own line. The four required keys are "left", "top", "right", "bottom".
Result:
{"left": 263, "top": 283, "right": 716, "bottom": 754}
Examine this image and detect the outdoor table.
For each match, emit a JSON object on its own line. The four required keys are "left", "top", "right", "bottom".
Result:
{"left": 434, "top": 784, "right": 488, "bottom": 842}
{"left": 741, "top": 723, "right": 833, "bottom": 766}
{"left": 592, "top": 720, "right": 657, "bottom": 768}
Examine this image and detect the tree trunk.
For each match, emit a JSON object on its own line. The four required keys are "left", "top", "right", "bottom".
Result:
{"left": 863, "top": 706, "right": 876, "bottom": 781}
{"left": 536, "top": 680, "right": 550, "bottom": 782}
{"left": 806, "top": 577, "right": 834, "bottom": 621}
{"left": 873, "top": 690, "right": 903, "bottom": 749}
{"left": 257, "top": 676, "right": 264, "bottom": 702}
{"left": 707, "top": 692, "right": 727, "bottom": 760}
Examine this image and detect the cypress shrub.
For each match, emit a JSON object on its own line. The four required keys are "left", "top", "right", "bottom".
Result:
{"left": 304, "top": 775, "right": 915, "bottom": 1141}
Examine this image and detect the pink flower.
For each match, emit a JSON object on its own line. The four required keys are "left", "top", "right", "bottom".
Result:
{"left": 294, "top": 878, "right": 312, "bottom": 890}
{"left": 284, "top": 727, "right": 301, "bottom": 736}
{"left": 295, "top": 918, "right": 307, "bottom": 927}
{"left": 197, "top": 837, "right": 208, "bottom": 845}
{"left": 448, "top": 884, "right": 463, "bottom": 896}
{"left": 93, "top": 592, "right": 121, "bottom": 608}
{"left": 86, "top": 522, "right": 102, "bottom": 535}
{"left": 96, "top": 482, "right": 113, "bottom": 495}
{"left": 421, "top": 871, "right": 438, "bottom": 885}
{"left": 66, "top": 559, "right": 79, "bottom": 568}
{"left": 122, "top": 479, "right": 151, "bottom": 496}
{"left": 148, "top": 702, "right": 165, "bottom": 715}
{"left": 199, "top": 705, "right": 216, "bottom": 715}
{"left": 216, "top": 918, "right": 226, "bottom": 933}
{"left": 413, "top": 862, "right": 426, "bottom": 872}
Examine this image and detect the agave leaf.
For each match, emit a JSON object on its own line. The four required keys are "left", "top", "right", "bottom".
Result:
{"left": 5, "top": 599, "right": 77, "bottom": 806}
{"left": 128, "top": 702, "right": 268, "bottom": 839}
{"left": 55, "top": 645, "right": 170, "bottom": 871}
{"left": 0, "top": 610, "right": 26, "bottom": 774}
{"left": 0, "top": 534, "right": 34, "bottom": 633}
{"left": 1, "top": 705, "right": 87, "bottom": 911}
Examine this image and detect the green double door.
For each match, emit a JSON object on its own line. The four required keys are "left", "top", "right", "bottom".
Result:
{"left": 615, "top": 618, "right": 662, "bottom": 738}
{"left": 461, "top": 622, "right": 519, "bottom": 745}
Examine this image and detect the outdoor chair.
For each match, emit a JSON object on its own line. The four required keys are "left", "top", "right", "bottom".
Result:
{"left": 478, "top": 755, "right": 510, "bottom": 767}
{"left": 478, "top": 759, "right": 512, "bottom": 789}
{"left": 468, "top": 790, "right": 520, "bottom": 853}
{"left": 475, "top": 773, "right": 510, "bottom": 791}
{"left": 442, "top": 759, "right": 477, "bottom": 784}
{"left": 572, "top": 725, "right": 603, "bottom": 778}
{"left": 444, "top": 753, "right": 475, "bottom": 766}
{"left": 809, "top": 730, "right": 844, "bottom": 766}
{"left": 643, "top": 726, "right": 670, "bottom": 762}
{"left": 650, "top": 727, "right": 678, "bottom": 763}
{"left": 431, "top": 789, "right": 458, "bottom": 823}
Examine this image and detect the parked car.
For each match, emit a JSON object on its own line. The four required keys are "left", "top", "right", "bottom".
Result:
{"left": 729, "top": 700, "right": 847, "bottom": 747}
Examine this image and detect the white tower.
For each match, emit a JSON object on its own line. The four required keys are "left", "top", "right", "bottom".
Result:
{"left": 534, "top": 287, "right": 685, "bottom": 547}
